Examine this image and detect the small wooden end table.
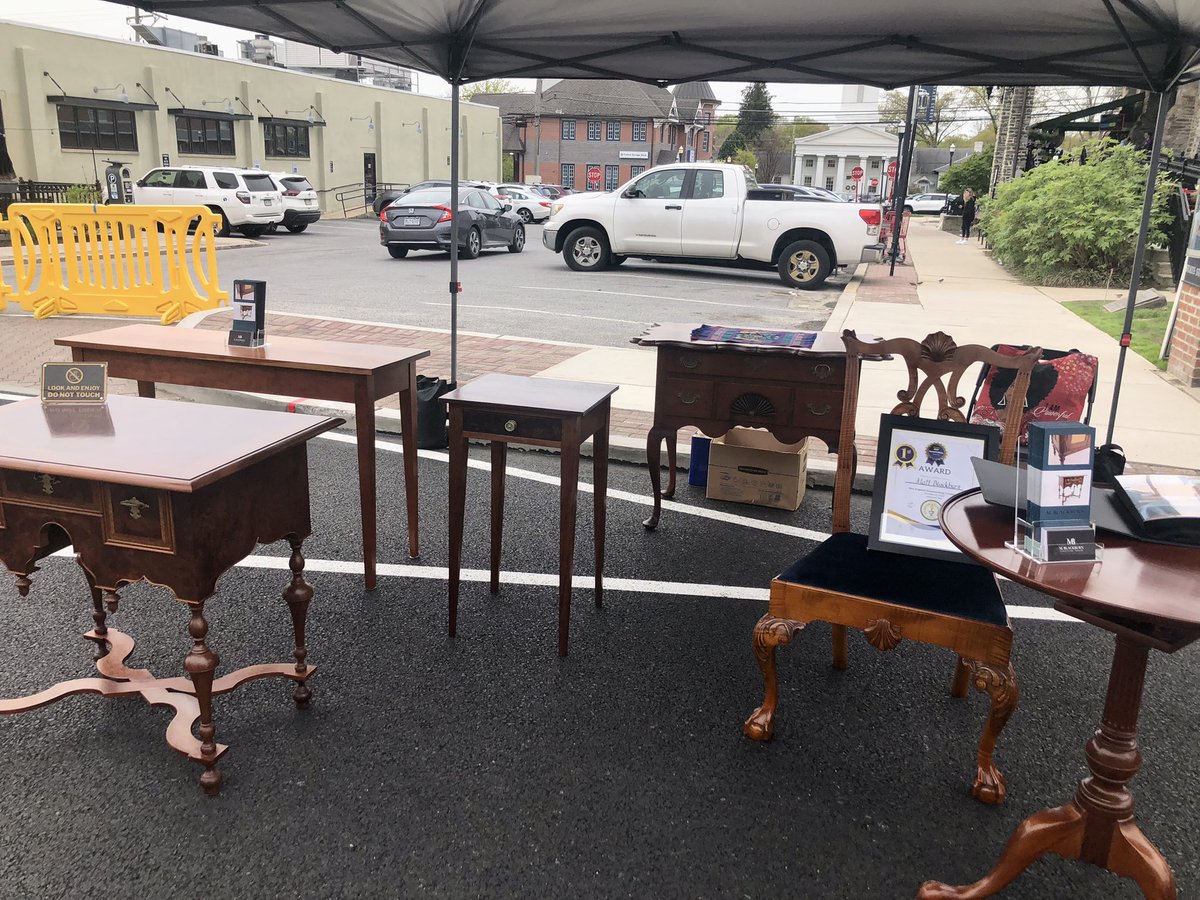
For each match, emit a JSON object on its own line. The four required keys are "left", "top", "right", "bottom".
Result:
{"left": 919, "top": 489, "right": 1200, "bottom": 899}
{"left": 442, "top": 374, "right": 617, "bottom": 657}
{"left": 0, "top": 396, "right": 339, "bottom": 794}
{"left": 58, "top": 324, "right": 431, "bottom": 590}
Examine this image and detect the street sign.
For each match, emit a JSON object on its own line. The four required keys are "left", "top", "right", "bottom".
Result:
{"left": 850, "top": 166, "right": 864, "bottom": 181}
{"left": 586, "top": 165, "right": 601, "bottom": 189}
{"left": 887, "top": 161, "right": 898, "bottom": 178}
{"left": 870, "top": 178, "right": 879, "bottom": 187}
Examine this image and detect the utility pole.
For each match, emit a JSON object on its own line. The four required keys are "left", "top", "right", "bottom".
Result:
{"left": 532, "top": 78, "right": 543, "bottom": 183}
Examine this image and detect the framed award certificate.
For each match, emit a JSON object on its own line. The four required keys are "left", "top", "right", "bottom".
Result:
{"left": 867, "top": 415, "right": 1000, "bottom": 563}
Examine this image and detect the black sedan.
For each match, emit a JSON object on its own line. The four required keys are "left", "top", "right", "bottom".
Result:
{"left": 379, "top": 187, "right": 526, "bottom": 259}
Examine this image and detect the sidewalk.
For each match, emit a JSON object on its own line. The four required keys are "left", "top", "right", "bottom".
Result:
{"left": 2, "top": 221, "right": 1197, "bottom": 475}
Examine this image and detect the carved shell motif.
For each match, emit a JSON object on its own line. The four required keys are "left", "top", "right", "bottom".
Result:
{"left": 730, "top": 392, "right": 776, "bottom": 419}
{"left": 920, "top": 332, "right": 958, "bottom": 363}
{"left": 864, "top": 618, "right": 903, "bottom": 651}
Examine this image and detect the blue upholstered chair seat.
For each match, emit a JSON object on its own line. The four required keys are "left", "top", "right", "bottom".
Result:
{"left": 775, "top": 533, "right": 1008, "bottom": 627}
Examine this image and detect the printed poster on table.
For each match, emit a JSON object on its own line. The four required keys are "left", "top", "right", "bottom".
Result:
{"left": 867, "top": 415, "right": 1000, "bottom": 563}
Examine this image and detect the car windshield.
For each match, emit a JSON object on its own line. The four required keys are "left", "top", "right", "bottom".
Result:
{"left": 282, "top": 177, "right": 313, "bottom": 191}
{"left": 397, "top": 189, "right": 452, "bottom": 206}
{"left": 242, "top": 173, "right": 276, "bottom": 192}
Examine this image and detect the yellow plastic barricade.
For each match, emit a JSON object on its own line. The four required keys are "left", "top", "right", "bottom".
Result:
{"left": 0, "top": 204, "right": 229, "bottom": 325}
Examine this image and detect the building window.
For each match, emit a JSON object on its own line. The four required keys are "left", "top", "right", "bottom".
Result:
{"left": 264, "top": 123, "right": 311, "bottom": 158}
{"left": 560, "top": 163, "right": 575, "bottom": 190}
{"left": 702, "top": 132, "right": 709, "bottom": 152}
{"left": 632, "top": 120, "right": 647, "bottom": 142}
{"left": 606, "top": 121, "right": 620, "bottom": 142}
{"left": 803, "top": 176, "right": 813, "bottom": 186}
{"left": 825, "top": 176, "right": 835, "bottom": 191}
{"left": 561, "top": 119, "right": 576, "bottom": 141}
{"left": 604, "top": 164, "right": 620, "bottom": 191}
{"left": 57, "top": 105, "right": 138, "bottom": 152}
{"left": 630, "top": 165, "right": 645, "bottom": 177}
{"left": 176, "top": 115, "right": 234, "bottom": 156}
{"left": 804, "top": 158, "right": 814, "bottom": 168}
{"left": 870, "top": 159, "right": 881, "bottom": 169}
{"left": 587, "top": 120, "right": 602, "bottom": 142}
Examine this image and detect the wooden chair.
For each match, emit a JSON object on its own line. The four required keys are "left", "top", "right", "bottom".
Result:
{"left": 743, "top": 330, "right": 1041, "bottom": 805}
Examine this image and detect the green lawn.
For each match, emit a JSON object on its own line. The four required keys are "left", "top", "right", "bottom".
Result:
{"left": 1063, "top": 300, "right": 1171, "bottom": 371}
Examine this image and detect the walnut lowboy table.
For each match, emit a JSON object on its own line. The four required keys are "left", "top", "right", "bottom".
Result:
{"left": 0, "top": 396, "right": 340, "bottom": 795}
{"left": 57, "top": 324, "right": 430, "bottom": 590}
{"left": 631, "top": 325, "right": 866, "bottom": 530}
{"left": 919, "top": 489, "right": 1200, "bottom": 899}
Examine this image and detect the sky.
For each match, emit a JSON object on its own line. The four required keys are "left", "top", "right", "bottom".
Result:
{"left": 0, "top": 0, "right": 851, "bottom": 115}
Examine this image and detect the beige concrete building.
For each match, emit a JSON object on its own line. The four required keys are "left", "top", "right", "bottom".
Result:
{"left": 0, "top": 21, "right": 501, "bottom": 213}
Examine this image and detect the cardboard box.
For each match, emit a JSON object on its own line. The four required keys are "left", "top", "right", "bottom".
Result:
{"left": 706, "top": 428, "right": 809, "bottom": 510}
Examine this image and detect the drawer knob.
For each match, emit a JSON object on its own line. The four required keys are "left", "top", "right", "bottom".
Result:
{"left": 504, "top": 419, "right": 518, "bottom": 433}
{"left": 679, "top": 356, "right": 700, "bottom": 369}
{"left": 812, "top": 364, "right": 833, "bottom": 380}
{"left": 808, "top": 403, "right": 833, "bottom": 416}
{"left": 120, "top": 496, "right": 150, "bottom": 520}
{"left": 676, "top": 392, "right": 700, "bottom": 405}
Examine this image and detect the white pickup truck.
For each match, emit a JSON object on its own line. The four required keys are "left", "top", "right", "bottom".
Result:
{"left": 542, "top": 163, "right": 883, "bottom": 289}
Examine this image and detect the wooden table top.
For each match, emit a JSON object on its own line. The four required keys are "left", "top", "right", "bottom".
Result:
{"left": 442, "top": 374, "right": 618, "bottom": 416}
{"left": 57, "top": 325, "right": 430, "bottom": 375}
{"left": 0, "top": 396, "right": 340, "bottom": 492}
{"left": 941, "top": 489, "right": 1200, "bottom": 630}
{"left": 629, "top": 323, "right": 878, "bottom": 355}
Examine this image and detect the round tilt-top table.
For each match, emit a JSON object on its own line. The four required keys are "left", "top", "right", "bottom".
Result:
{"left": 918, "top": 489, "right": 1200, "bottom": 899}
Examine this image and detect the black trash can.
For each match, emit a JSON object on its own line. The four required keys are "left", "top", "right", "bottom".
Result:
{"left": 415, "top": 375, "right": 453, "bottom": 449}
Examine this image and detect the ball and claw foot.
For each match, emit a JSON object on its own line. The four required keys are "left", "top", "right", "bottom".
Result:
{"left": 293, "top": 683, "right": 313, "bottom": 707}
{"left": 973, "top": 763, "right": 1006, "bottom": 805}
{"left": 199, "top": 768, "right": 223, "bottom": 797}
{"left": 743, "top": 707, "right": 775, "bottom": 742}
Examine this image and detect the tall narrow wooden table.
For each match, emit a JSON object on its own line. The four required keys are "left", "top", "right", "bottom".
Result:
{"left": 442, "top": 374, "right": 617, "bottom": 657}
{"left": 919, "top": 489, "right": 1200, "bottom": 899}
{"left": 57, "top": 324, "right": 430, "bottom": 590}
{"left": 0, "top": 395, "right": 340, "bottom": 794}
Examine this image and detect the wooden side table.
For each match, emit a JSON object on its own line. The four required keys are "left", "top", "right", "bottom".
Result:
{"left": 919, "top": 489, "right": 1200, "bottom": 899}
{"left": 442, "top": 374, "right": 618, "bottom": 656}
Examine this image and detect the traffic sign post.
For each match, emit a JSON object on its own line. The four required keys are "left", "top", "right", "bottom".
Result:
{"left": 850, "top": 166, "right": 864, "bottom": 181}
{"left": 586, "top": 166, "right": 602, "bottom": 190}
{"left": 887, "top": 161, "right": 898, "bottom": 178}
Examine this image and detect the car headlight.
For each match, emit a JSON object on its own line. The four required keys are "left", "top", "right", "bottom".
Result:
{"left": 550, "top": 202, "right": 564, "bottom": 217}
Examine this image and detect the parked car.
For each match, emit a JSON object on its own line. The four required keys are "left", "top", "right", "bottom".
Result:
{"left": 543, "top": 163, "right": 882, "bottom": 290}
{"left": 132, "top": 165, "right": 284, "bottom": 236}
{"left": 751, "top": 184, "right": 847, "bottom": 202}
{"left": 265, "top": 172, "right": 321, "bottom": 233}
{"left": 904, "top": 192, "right": 951, "bottom": 214}
{"left": 530, "top": 184, "right": 571, "bottom": 199}
{"left": 371, "top": 179, "right": 493, "bottom": 216}
{"left": 380, "top": 186, "right": 526, "bottom": 259}
{"left": 494, "top": 184, "right": 553, "bottom": 222}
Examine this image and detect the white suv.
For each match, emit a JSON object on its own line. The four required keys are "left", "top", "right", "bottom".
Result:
{"left": 904, "top": 192, "right": 950, "bottom": 214}
{"left": 132, "top": 165, "right": 284, "bottom": 236}
{"left": 265, "top": 172, "right": 322, "bottom": 234}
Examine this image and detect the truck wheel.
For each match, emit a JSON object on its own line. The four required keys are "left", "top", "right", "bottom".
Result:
{"left": 286, "top": 223, "right": 308, "bottom": 234}
{"left": 239, "top": 225, "right": 267, "bottom": 237}
{"left": 388, "top": 246, "right": 409, "bottom": 259}
{"left": 461, "top": 227, "right": 482, "bottom": 260}
{"left": 564, "top": 227, "right": 610, "bottom": 272}
{"left": 208, "top": 208, "right": 231, "bottom": 237}
{"left": 778, "top": 239, "right": 831, "bottom": 290}
{"left": 609, "top": 254, "right": 627, "bottom": 266}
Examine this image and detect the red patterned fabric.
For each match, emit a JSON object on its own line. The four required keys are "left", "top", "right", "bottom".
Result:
{"left": 970, "top": 345, "right": 1098, "bottom": 443}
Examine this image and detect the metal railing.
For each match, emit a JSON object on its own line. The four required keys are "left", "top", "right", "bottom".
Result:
{"left": 317, "top": 181, "right": 409, "bottom": 218}
{"left": 0, "top": 179, "right": 102, "bottom": 218}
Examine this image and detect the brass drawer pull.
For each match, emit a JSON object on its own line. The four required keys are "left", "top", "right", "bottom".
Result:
{"left": 504, "top": 419, "right": 518, "bottom": 433}
{"left": 676, "top": 392, "right": 700, "bottom": 405}
{"left": 679, "top": 356, "right": 700, "bottom": 369}
{"left": 812, "top": 363, "right": 833, "bottom": 380}
{"left": 36, "top": 473, "right": 60, "bottom": 495}
{"left": 807, "top": 403, "right": 833, "bottom": 416}
{"left": 121, "top": 497, "right": 150, "bottom": 520}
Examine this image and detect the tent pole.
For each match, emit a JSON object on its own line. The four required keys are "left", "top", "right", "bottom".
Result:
{"left": 889, "top": 86, "right": 918, "bottom": 276}
{"left": 449, "top": 80, "right": 460, "bottom": 386}
{"left": 1105, "top": 90, "right": 1169, "bottom": 445}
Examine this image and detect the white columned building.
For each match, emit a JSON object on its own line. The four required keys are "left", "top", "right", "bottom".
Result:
{"left": 793, "top": 124, "right": 900, "bottom": 198}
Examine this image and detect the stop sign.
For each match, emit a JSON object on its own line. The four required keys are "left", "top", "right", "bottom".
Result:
{"left": 870, "top": 178, "right": 879, "bottom": 187}
{"left": 850, "top": 166, "right": 864, "bottom": 181}
{"left": 887, "top": 161, "right": 898, "bottom": 178}
{"left": 586, "top": 166, "right": 602, "bottom": 187}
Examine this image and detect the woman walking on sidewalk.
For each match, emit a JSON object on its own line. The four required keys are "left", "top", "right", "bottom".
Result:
{"left": 957, "top": 189, "right": 977, "bottom": 244}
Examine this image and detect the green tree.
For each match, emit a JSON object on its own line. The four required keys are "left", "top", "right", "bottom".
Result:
{"left": 940, "top": 148, "right": 993, "bottom": 196}
{"left": 737, "top": 82, "right": 775, "bottom": 141}
{"left": 979, "top": 138, "right": 1174, "bottom": 286}
{"left": 717, "top": 129, "right": 747, "bottom": 160}
{"left": 878, "top": 88, "right": 968, "bottom": 145}
{"left": 731, "top": 148, "right": 758, "bottom": 171}
{"left": 461, "top": 78, "right": 517, "bottom": 101}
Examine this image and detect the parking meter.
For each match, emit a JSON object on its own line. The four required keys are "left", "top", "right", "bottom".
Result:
{"left": 103, "top": 161, "right": 134, "bottom": 204}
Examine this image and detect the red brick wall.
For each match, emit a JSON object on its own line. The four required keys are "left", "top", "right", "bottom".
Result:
{"left": 1168, "top": 281, "right": 1200, "bottom": 387}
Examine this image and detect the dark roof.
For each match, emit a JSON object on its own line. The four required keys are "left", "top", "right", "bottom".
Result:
{"left": 470, "top": 79, "right": 715, "bottom": 123}
{"left": 672, "top": 81, "right": 719, "bottom": 107}
{"left": 502, "top": 122, "right": 525, "bottom": 152}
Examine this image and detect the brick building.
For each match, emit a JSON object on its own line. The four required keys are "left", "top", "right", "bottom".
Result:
{"left": 476, "top": 79, "right": 719, "bottom": 191}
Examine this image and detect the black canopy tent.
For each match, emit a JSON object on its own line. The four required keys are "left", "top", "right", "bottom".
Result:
{"left": 125, "top": 0, "right": 1200, "bottom": 437}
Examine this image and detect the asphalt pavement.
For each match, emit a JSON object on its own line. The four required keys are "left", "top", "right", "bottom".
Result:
{"left": 1, "top": 422, "right": 1197, "bottom": 899}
